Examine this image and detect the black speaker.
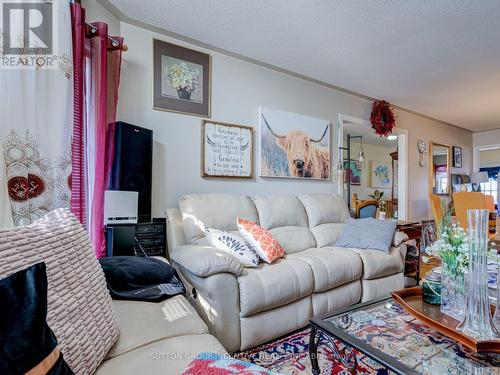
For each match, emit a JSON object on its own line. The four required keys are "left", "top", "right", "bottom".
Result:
{"left": 110, "top": 122, "right": 153, "bottom": 223}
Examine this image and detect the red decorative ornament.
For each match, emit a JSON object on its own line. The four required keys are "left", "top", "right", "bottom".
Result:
{"left": 370, "top": 100, "right": 396, "bottom": 137}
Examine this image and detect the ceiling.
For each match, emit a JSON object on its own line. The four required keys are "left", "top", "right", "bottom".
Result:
{"left": 107, "top": 0, "right": 500, "bottom": 132}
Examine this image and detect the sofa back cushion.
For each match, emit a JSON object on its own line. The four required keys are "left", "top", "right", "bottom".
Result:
{"left": 251, "top": 195, "right": 316, "bottom": 254}
{"left": 0, "top": 209, "right": 119, "bottom": 374}
{"left": 298, "top": 193, "right": 350, "bottom": 247}
{"left": 179, "top": 194, "right": 258, "bottom": 244}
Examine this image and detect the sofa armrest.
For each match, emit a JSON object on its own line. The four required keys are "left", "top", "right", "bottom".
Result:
{"left": 166, "top": 208, "right": 187, "bottom": 258}
{"left": 393, "top": 231, "right": 409, "bottom": 247}
{"left": 171, "top": 245, "right": 243, "bottom": 277}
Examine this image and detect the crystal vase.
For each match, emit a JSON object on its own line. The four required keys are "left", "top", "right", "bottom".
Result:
{"left": 457, "top": 209, "right": 499, "bottom": 340}
{"left": 493, "top": 260, "right": 500, "bottom": 330}
{"left": 440, "top": 266, "right": 465, "bottom": 320}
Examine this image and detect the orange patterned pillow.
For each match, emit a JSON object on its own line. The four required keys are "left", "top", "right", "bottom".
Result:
{"left": 237, "top": 217, "right": 285, "bottom": 263}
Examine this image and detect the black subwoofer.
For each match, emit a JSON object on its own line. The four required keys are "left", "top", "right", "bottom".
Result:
{"left": 110, "top": 121, "right": 153, "bottom": 223}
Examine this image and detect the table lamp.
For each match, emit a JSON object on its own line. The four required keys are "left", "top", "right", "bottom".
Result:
{"left": 471, "top": 171, "right": 489, "bottom": 192}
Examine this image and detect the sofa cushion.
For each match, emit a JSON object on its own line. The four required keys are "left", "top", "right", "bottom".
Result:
{"left": 298, "top": 194, "right": 350, "bottom": 247}
{"left": 268, "top": 226, "right": 317, "bottom": 254}
{"left": 237, "top": 218, "right": 285, "bottom": 263}
{"left": 309, "top": 223, "right": 346, "bottom": 247}
{"left": 251, "top": 195, "right": 316, "bottom": 253}
{"left": 179, "top": 194, "right": 258, "bottom": 244}
{"left": 335, "top": 218, "right": 397, "bottom": 253}
{"left": 349, "top": 246, "right": 405, "bottom": 279}
{"left": 298, "top": 193, "right": 350, "bottom": 227}
{"left": 0, "top": 209, "right": 119, "bottom": 375}
{"left": 237, "top": 257, "right": 314, "bottom": 316}
{"left": 311, "top": 281, "right": 362, "bottom": 316}
{"left": 107, "top": 295, "right": 209, "bottom": 358}
{"left": 361, "top": 273, "right": 405, "bottom": 302}
{"left": 251, "top": 195, "right": 309, "bottom": 228}
{"left": 96, "top": 334, "right": 227, "bottom": 375}
{"left": 288, "top": 247, "right": 362, "bottom": 292}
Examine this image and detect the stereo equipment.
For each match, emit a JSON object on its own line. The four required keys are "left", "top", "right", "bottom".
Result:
{"left": 106, "top": 221, "right": 166, "bottom": 258}
{"left": 110, "top": 121, "right": 153, "bottom": 222}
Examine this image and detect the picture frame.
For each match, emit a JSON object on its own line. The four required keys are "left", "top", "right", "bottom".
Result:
{"left": 370, "top": 160, "right": 392, "bottom": 189}
{"left": 153, "top": 39, "right": 211, "bottom": 117}
{"left": 453, "top": 146, "right": 462, "bottom": 168}
{"left": 259, "top": 107, "right": 331, "bottom": 180}
{"left": 343, "top": 159, "right": 361, "bottom": 185}
{"left": 201, "top": 120, "right": 253, "bottom": 178}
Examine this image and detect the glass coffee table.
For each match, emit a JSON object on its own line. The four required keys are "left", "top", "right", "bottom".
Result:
{"left": 309, "top": 296, "right": 500, "bottom": 374}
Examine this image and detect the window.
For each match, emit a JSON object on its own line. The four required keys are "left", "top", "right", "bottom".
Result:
{"left": 480, "top": 177, "right": 498, "bottom": 204}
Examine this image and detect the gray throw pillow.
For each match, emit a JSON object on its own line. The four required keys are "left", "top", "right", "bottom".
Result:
{"left": 335, "top": 218, "right": 397, "bottom": 252}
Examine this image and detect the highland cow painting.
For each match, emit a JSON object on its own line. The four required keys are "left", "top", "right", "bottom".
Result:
{"left": 259, "top": 107, "right": 331, "bottom": 180}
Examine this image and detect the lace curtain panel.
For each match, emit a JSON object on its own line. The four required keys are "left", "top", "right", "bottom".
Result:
{"left": 0, "top": 1, "right": 73, "bottom": 227}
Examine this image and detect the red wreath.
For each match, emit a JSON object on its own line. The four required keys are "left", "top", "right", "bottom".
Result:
{"left": 370, "top": 100, "right": 396, "bottom": 137}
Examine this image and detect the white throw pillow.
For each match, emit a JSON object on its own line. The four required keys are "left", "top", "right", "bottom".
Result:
{"left": 206, "top": 228, "right": 259, "bottom": 267}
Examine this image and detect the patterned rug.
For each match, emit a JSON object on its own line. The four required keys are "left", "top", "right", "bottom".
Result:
{"left": 235, "top": 328, "right": 389, "bottom": 375}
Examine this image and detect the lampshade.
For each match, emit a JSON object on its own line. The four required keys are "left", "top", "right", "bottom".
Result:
{"left": 471, "top": 171, "right": 489, "bottom": 184}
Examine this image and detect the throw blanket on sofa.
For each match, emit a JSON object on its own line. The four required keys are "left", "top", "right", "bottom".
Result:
{"left": 99, "top": 257, "right": 185, "bottom": 302}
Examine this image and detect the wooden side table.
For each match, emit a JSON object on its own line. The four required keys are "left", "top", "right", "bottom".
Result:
{"left": 397, "top": 220, "right": 437, "bottom": 283}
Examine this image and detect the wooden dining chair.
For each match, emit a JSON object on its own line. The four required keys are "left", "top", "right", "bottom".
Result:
{"left": 452, "top": 192, "right": 488, "bottom": 230}
{"left": 429, "top": 194, "right": 445, "bottom": 225}
{"left": 352, "top": 193, "right": 379, "bottom": 219}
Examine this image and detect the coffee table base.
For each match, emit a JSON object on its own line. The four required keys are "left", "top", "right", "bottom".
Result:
{"left": 309, "top": 325, "right": 357, "bottom": 374}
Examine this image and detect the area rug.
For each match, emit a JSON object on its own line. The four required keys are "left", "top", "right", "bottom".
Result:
{"left": 235, "top": 328, "right": 389, "bottom": 375}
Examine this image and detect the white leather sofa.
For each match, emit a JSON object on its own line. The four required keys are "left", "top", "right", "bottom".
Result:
{"left": 167, "top": 193, "right": 408, "bottom": 353}
{"left": 96, "top": 295, "right": 227, "bottom": 374}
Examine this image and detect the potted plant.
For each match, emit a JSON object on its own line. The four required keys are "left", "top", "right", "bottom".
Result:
{"left": 369, "top": 190, "right": 386, "bottom": 219}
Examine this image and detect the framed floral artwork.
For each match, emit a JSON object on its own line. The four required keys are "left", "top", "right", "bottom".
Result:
{"left": 153, "top": 39, "right": 211, "bottom": 117}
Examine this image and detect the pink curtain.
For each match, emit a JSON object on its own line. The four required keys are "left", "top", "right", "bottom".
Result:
{"left": 70, "top": 3, "right": 123, "bottom": 258}
{"left": 70, "top": 4, "right": 87, "bottom": 226}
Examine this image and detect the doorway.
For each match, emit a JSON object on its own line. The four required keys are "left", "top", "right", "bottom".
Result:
{"left": 337, "top": 114, "right": 408, "bottom": 220}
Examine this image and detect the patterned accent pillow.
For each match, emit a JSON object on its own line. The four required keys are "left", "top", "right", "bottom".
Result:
{"left": 206, "top": 229, "right": 259, "bottom": 267}
{"left": 182, "top": 352, "right": 280, "bottom": 374}
{"left": 0, "top": 209, "right": 119, "bottom": 374}
{"left": 237, "top": 218, "right": 285, "bottom": 263}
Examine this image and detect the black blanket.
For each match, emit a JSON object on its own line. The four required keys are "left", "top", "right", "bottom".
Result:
{"left": 99, "top": 256, "right": 185, "bottom": 302}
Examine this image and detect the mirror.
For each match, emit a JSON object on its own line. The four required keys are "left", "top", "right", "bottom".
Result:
{"left": 429, "top": 142, "right": 451, "bottom": 195}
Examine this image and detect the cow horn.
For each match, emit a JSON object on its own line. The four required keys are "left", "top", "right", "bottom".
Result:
{"left": 261, "top": 113, "right": 285, "bottom": 139}
{"left": 310, "top": 124, "right": 330, "bottom": 143}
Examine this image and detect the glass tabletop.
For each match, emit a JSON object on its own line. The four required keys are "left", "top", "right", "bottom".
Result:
{"left": 320, "top": 298, "right": 500, "bottom": 374}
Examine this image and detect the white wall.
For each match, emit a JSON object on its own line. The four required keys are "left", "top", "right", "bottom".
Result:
{"left": 117, "top": 22, "right": 372, "bottom": 217}
{"left": 115, "top": 21, "right": 473, "bottom": 220}
{"left": 83, "top": 2, "right": 474, "bottom": 220}
{"left": 472, "top": 129, "right": 500, "bottom": 171}
{"left": 82, "top": 0, "right": 120, "bottom": 35}
{"left": 474, "top": 129, "right": 500, "bottom": 149}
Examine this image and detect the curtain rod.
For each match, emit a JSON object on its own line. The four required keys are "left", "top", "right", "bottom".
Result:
{"left": 86, "top": 23, "right": 128, "bottom": 51}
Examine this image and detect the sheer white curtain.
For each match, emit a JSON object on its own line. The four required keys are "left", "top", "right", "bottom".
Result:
{"left": 0, "top": 1, "right": 73, "bottom": 227}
